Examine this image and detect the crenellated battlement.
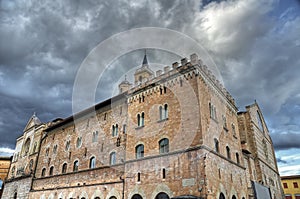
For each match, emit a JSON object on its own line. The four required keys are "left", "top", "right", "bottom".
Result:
{"left": 122, "top": 52, "right": 235, "bottom": 106}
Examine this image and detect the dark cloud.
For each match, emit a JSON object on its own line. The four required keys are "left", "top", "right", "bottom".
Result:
{"left": 0, "top": 0, "right": 300, "bottom": 169}
{"left": 272, "top": 132, "right": 300, "bottom": 150}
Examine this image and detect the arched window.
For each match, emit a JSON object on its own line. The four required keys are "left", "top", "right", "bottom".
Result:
{"left": 137, "top": 172, "right": 141, "bottom": 182}
{"left": 115, "top": 124, "right": 118, "bottom": 136}
{"left": 41, "top": 168, "right": 46, "bottom": 177}
{"left": 136, "top": 144, "right": 144, "bottom": 159}
{"left": 110, "top": 152, "right": 116, "bottom": 165}
{"left": 90, "top": 157, "right": 96, "bottom": 168}
{"left": 159, "top": 106, "right": 163, "bottom": 120}
{"left": 24, "top": 138, "right": 31, "bottom": 156}
{"left": 11, "top": 166, "right": 15, "bottom": 176}
{"left": 62, "top": 163, "right": 67, "bottom": 174}
{"left": 159, "top": 105, "right": 168, "bottom": 120}
{"left": 159, "top": 138, "right": 169, "bottom": 154}
{"left": 45, "top": 148, "right": 49, "bottom": 156}
{"left": 65, "top": 140, "right": 70, "bottom": 151}
{"left": 155, "top": 192, "right": 170, "bottom": 199}
{"left": 132, "top": 194, "right": 143, "bottom": 199}
{"left": 236, "top": 153, "right": 240, "bottom": 164}
{"left": 53, "top": 145, "right": 57, "bottom": 154}
{"left": 33, "top": 142, "right": 37, "bottom": 153}
{"left": 164, "top": 104, "right": 168, "bottom": 119}
{"left": 95, "top": 197, "right": 100, "bottom": 199}
{"left": 49, "top": 166, "right": 54, "bottom": 176}
{"left": 73, "top": 160, "right": 79, "bottom": 172}
{"left": 226, "top": 146, "right": 231, "bottom": 159}
{"left": 214, "top": 138, "right": 219, "bottom": 153}
{"left": 232, "top": 196, "right": 237, "bottom": 199}
{"left": 76, "top": 137, "right": 82, "bottom": 148}
{"left": 92, "top": 131, "right": 98, "bottom": 142}
{"left": 141, "top": 112, "right": 145, "bottom": 126}
{"left": 137, "top": 114, "right": 140, "bottom": 126}
{"left": 219, "top": 193, "right": 225, "bottom": 199}
{"left": 109, "top": 197, "right": 117, "bottom": 199}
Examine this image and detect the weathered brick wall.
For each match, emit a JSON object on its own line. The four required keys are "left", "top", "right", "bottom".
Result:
{"left": 2, "top": 177, "right": 32, "bottom": 199}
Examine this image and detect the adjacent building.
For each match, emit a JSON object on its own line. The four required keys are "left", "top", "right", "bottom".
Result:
{"left": 2, "top": 53, "right": 283, "bottom": 199}
{"left": 281, "top": 175, "right": 300, "bottom": 199}
{"left": 0, "top": 156, "right": 11, "bottom": 197}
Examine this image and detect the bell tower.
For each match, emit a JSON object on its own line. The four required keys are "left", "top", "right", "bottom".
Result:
{"left": 134, "top": 50, "right": 154, "bottom": 85}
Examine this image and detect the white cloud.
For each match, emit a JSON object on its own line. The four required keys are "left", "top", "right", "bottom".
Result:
{"left": 0, "top": 147, "right": 14, "bottom": 156}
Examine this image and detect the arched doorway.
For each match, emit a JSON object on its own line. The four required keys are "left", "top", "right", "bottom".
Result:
{"left": 155, "top": 192, "right": 170, "bottom": 199}
{"left": 232, "top": 196, "right": 236, "bottom": 199}
{"left": 132, "top": 194, "right": 143, "bottom": 199}
{"left": 14, "top": 192, "right": 17, "bottom": 199}
{"left": 219, "top": 193, "right": 225, "bottom": 199}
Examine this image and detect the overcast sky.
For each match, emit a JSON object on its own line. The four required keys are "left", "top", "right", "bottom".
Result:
{"left": 0, "top": 0, "right": 299, "bottom": 176}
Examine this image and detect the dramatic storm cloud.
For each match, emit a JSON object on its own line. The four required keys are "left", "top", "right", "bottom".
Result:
{"left": 0, "top": 0, "right": 299, "bottom": 175}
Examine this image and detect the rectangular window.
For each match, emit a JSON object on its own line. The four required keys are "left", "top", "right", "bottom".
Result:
{"left": 283, "top": 182, "right": 288, "bottom": 188}
{"left": 293, "top": 182, "right": 298, "bottom": 188}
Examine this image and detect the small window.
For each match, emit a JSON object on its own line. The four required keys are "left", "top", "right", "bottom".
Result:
{"left": 137, "top": 172, "right": 141, "bottom": 182}
{"left": 92, "top": 131, "right": 98, "bottom": 142}
{"left": 112, "top": 125, "right": 118, "bottom": 136}
{"left": 123, "top": 124, "right": 126, "bottom": 133}
{"left": 104, "top": 113, "right": 107, "bottom": 120}
{"left": 110, "top": 152, "right": 116, "bottom": 165}
{"left": 164, "top": 104, "right": 168, "bottom": 119}
{"left": 159, "top": 104, "right": 168, "bottom": 120}
{"left": 137, "top": 113, "right": 145, "bottom": 127}
{"left": 11, "top": 166, "right": 15, "bottom": 176}
{"left": 222, "top": 115, "right": 227, "bottom": 129}
{"left": 293, "top": 182, "right": 298, "bottom": 188}
{"left": 162, "top": 168, "right": 166, "bottom": 179}
{"left": 65, "top": 140, "right": 70, "bottom": 151}
{"left": 209, "top": 103, "right": 217, "bottom": 120}
{"left": 236, "top": 153, "right": 240, "bottom": 164}
{"left": 136, "top": 144, "right": 144, "bottom": 159}
{"left": 45, "top": 148, "right": 49, "bottom": 156}
{"left": 33, "top": 142, "right": 37, "bottom": 153}
{"left": 76, "top": 137, "right": 82, "bottom": 148}
{"left": 159, "top": 138, "right": 169, "bottom": 154}
{"left": 24, "top": 138, "right": 31, "bottom": 156}
{"left": 62, "top": 163, "right": 67, "bottom": 174}
{"left": 232, "top": 124, "right": 236, "bottom": 136}
{"left": 226, "top": 146, "right": 231, "bottom": 159}
{"left": 49, "top": 166, "right": 54, "bottom": 176}
{"left": 73, "top": 160, "right": 79, "bottom": 172}
{"left": 53, "top": 145, "right": 57, "bottom": 154}
{"left": 41, "top": 168, "right": 46, "bottom": 177}
{"left": 214, "top": 138, "right": 219, "bottom": 153}
{"left": 141, "top": 113, "right": 144, "bottom": 126}
{"left": 90, "top": 157, "right": 96, "bottom": 169}
{"left": 283, "top": 182, "right": 288, "bottom": 188}
{"left": 29, "top": 159, "right": 34, "bottom": 170}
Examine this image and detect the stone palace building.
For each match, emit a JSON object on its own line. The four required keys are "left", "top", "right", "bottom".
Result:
{"left": 2, "top": 53, "right": 284, "bottom": 199}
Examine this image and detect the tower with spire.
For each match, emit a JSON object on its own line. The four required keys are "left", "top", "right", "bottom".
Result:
{"left": 134, "top": 50, "right": 154, "bottom": 85}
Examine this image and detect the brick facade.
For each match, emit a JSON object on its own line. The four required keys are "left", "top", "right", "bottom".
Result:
{"left": 2, "top": 53, "right": 283, "bottom": 199}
